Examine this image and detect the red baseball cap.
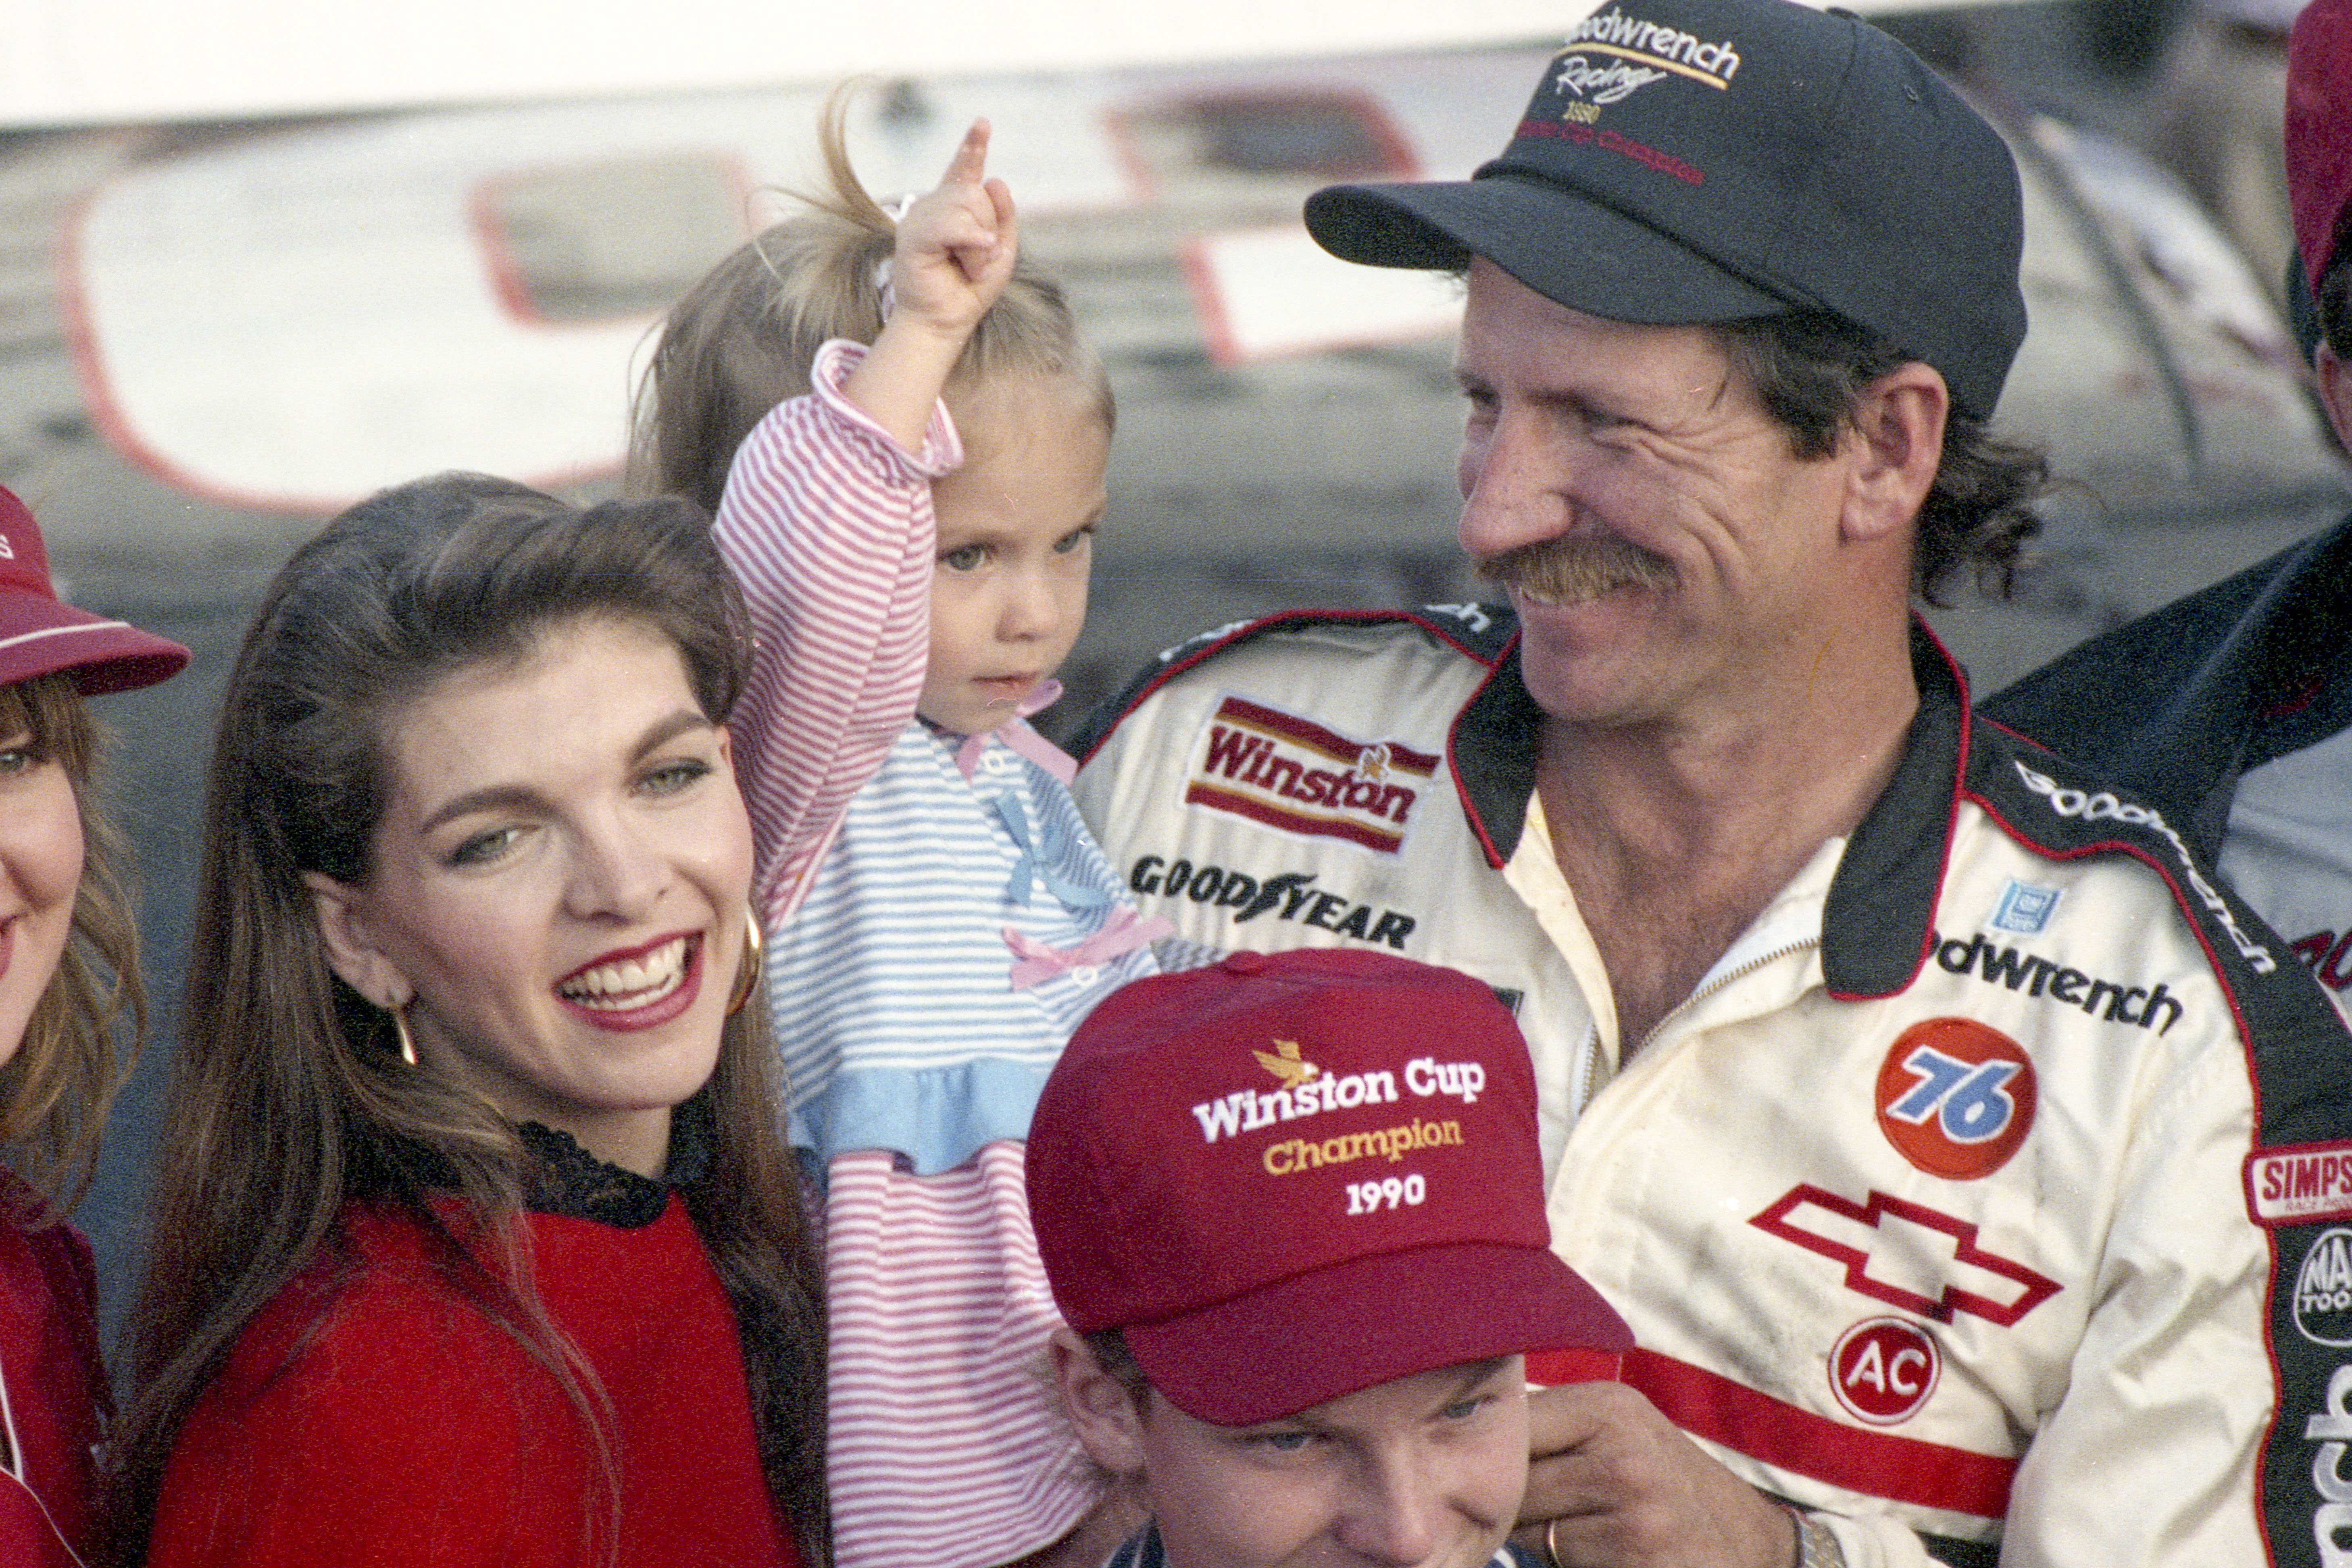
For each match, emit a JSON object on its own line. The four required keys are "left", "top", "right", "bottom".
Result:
{"left": 1027, "top": 947, "right": 1630, "bottom": 1426}
{"left": 0, "top": 487, "right": 188, "bottom": 696}
{"left": 2289, "top": 0, "right": 2352, "bottom": 294}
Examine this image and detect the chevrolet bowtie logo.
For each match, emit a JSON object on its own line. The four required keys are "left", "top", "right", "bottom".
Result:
{"left": 1751, "top": 1185, "right": 2060, "bottom": 1326}
{"left": 1253, "top": 1039, "right": 1321, "bottom": 1089}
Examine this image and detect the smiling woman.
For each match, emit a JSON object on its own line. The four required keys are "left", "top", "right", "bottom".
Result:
{"left": 306, "top": 618, "right": 751, "bottom": 1179}
{"left": 103, "top": 475, "right": 826, "bottom": 1568}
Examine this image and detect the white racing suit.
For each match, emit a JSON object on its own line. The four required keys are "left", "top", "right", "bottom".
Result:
{"left": 1070, "top": 606, "right": 2352, "bottom": 1568}
{"left": 1987, "top": 513, "right": 2352, "bottom": 1022}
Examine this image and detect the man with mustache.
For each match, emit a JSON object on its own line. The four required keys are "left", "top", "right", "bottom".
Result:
{"left": 1071, "top": 0, "right": 2352, "bottom": 1562}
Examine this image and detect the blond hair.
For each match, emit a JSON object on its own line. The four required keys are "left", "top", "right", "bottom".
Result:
{"left": 629, "top": 84, "right": 1112, "bottom": 512}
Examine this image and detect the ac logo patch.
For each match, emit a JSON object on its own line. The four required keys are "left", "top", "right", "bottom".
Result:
{"left": 1876, "top": 1018, "right": 2036, "bottom": 1180}
{"left": 1829, "top": 1318, "right": 1940, "bottom": 1425}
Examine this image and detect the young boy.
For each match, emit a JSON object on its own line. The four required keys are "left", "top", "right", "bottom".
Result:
{"left": 1028, "top": 947, "right": 1632, "bottom": 1568}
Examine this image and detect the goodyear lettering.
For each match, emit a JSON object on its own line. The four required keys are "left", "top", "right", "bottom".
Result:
{"left": 1565, "top": 6, "right": 1742, "bottom": 84}
{"left": 1263, "top": 1117, "right": 1465, "bottom": 1174}
{"left": 1191, "top": 1070, "right": 1400, "bottom": 1143}
{"left": 2012, "top": 762, "right": 2276, "bottom": 975}
{"left": 1127, "top": 858, "right": 1416, "bottom": 952}
{"left": 1160, "top": 620, "right": 1251, "bottom": 666}
{"left": 1931, "top": 931, "right": 2181, "bottom": 1034}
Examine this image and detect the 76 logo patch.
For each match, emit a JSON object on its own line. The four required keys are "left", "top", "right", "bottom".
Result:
{"left": 1876, "top": 1018, "right": 2037, "bottom": 1180}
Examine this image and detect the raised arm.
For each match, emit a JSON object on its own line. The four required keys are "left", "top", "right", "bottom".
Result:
{"left": 714, "top": 120, "right": 1019, "bottom": 923}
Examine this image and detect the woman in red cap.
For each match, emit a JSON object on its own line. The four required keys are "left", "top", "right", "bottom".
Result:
{"left": 0, "top": 484, "right": 187, "bottom": 1568}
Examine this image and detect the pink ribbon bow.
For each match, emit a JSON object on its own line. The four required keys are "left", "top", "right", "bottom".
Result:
{"left": 1003, "top": 906, "right": 1175, "bottom": 990}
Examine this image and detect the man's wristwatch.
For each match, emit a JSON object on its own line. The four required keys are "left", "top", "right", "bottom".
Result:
{"left": 1785, "top": 1506, "right": 1846, "bottom": 1568}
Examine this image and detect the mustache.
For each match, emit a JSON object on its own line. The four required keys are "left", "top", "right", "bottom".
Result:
{"left": 1476, "top": 536, "right": 1678, "bottom": 606}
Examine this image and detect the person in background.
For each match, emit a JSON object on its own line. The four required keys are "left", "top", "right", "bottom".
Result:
{"left": 106, "top": 475, "right": 825, "bottom": 1568}
{"left": 1070, "top": 0, "right": 2352, "bottom": 1559}
{"left": 1029, "top": 947, "right": 1633, "bottom": 1568}
{"left": 1988, "top": 0, "right": 2352, "bottom": 1019}
{"left": 0, "top": 485, "right": 186, "bottom": 1568}
{"left": 631, "top": 104, "right": 1161, "bottom": 1568}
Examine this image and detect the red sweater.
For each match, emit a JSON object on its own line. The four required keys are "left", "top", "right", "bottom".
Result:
{"left": 0, "top": 1208, "right": 105, "bottom": 1568}
{"left": 147, "top": 1194, "right": 802, "bottom": 1568}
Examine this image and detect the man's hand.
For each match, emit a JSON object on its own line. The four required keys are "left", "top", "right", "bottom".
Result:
{"left": 1515, "top": 1381, "right": 1796, "bottom": 1568}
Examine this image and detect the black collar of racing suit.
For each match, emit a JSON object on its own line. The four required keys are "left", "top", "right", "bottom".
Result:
{"left": 1983, "top": 513, "right": 2352, "bottom": 864}
{"left": 1448, "top": 612, "right": 1970, "bottom": 1003}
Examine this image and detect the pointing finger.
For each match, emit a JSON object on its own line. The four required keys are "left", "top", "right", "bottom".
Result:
{"left": 942, "top": 117, "right": 991, "bottom": 187}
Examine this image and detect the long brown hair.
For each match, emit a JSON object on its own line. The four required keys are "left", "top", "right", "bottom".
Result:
{"left": 108, "top": 474, "right": 827, "bottom": 1563}
{"left": 0, "top": 673, "right": 146, "bottom": 1214}
{"left": 627, "top": 83, "right": 1111, "bottom": 513}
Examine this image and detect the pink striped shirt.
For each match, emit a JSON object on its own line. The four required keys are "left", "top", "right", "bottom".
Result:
{"left": 713, "top": 338, "right": 944, "bottom": 929}
{"left": 712, "top": 341, "right": 1105, "bottom": 1568}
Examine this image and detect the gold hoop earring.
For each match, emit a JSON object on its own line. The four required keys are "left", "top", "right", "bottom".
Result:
{"left": 390, "top": 1001, "right": 419, "bottom": 1068}
{"left": 726, "top": 902, "right": 763, "bottom": 1017}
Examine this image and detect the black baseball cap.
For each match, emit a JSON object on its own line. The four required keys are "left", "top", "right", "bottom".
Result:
{"left": 1304, "top": 0, "right": 2028, "bottom": 420}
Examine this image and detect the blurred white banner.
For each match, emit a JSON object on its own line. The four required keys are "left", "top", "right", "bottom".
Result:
{"left": 4, "top": 0, "right": 1585, "bottom": 127}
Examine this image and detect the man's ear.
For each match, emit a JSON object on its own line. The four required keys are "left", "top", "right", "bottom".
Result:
{"left": 1051, "top": 1329, "right": 1148, "bottom": 1476}
{"left": 2317, "top": 343, "right": 2352, "bottom": 453}
{"left": 304, "top": 871, "right": 411, "bottom": 1011}
{"left": 1838, "top": 361, "right": 1948, "bottom": 545}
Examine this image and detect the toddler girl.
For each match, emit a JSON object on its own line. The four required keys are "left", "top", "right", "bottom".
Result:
{"left": 633, "top": 108, "right": 1165, "bottom": 1568}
